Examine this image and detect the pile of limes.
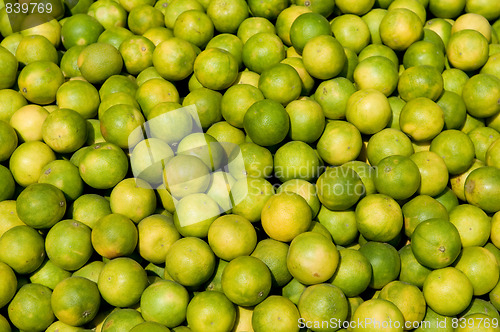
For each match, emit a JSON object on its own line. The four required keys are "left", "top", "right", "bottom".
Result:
{"left": 1, "top": 0, "right": 500, "bottom": 331}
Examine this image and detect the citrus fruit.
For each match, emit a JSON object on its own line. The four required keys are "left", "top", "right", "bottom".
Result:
{"left": 289, "top": 12, "right": 331, "bottom": 54}
{"left": 464, "top": 166, "right": 500, "bottom": 213}
{"left": 207, "top": 0, "right": 248, "bottom": 33}
{"left": 87, "top": 0, "right": 127, "bottom": 30}
{"left": 16, "top": 183, "right": 66, "bottom": 229}
{"left": 0, "top": 166, "right": 15, "bottom": 202}
{"left": 411, "top": 218, "right": 462, "bottom": 269}
{"left": 140, "top": 280, "right": 189, "bottom": 328}
{"left": 0, "top": 45, "right": 17, "bottom": 89}
{"left": 101, "top": 308, "right": 145, "bottom": 332}
{"left": 78, "top": 142, "right": 129, "bottom": 190}
{"left": 173, "top": 193, "right": 220, "bottom": 237}
{"left": 317, "top": 120, "right": 362, "bottom": 166}
{"left": 430, "top": 129, "right": 476, "bottom": 175}
{"left": 109, "top": 178, "right": 156, "bottom": 223}
{"left": 18, "top": 60, "right": 64, "bottom": 105}
{"left": 287, "top": 232, "right": 339, "bottom": 285}
{"left": 275, "top": 5, "right": 312, "bottom": 46}
{"left": 136, "top": 214, "right": 179, "bottom": 264}
{"left": 165, "top": 237, "right": 216, "bottom": 288}
{"left": 302, "top": 35, "right": 346, "bottom": 80}
{"left": 99, "top": 74, "right": 138, "bottom": 99}
{"left": 436, "top": 90, "right": 468, "bottom": 130}
{"left": 9, "top": 141, "right": 56, "bottom": 187}
{"left": 260, "top": 191, "right": 312, "bottom": 242}
{"left": 70, "top": 194, "right": 112, "bottom": 229}
{"left": 0, "top": 201, "right": 25, "bottom": 238}
{"left": 242, "top": 32, "right": 285, "bottom": 74}
{"left": 231, "top": 177, "right": 275, "bottom": 222}
{"left": 414, "top": 307, "right": 454, "bottom": 331}
{"left": 9, "top": 104, "right": 49, "bottom": 142}
{"left": 15, "top": 35, "right": 58, "bottom": 67}
{"left": 72, "top": 261, "right": 105, "bottom": 284}
{"left": 61, "top": 13, "right": 104, "bottom": 50}
{"left": 182, "top": 88, "right": 223, "bottom": 130}
{"left": 77, "top": 43, "right": 123, "bottom": 84}
{"left": 353, "top": 56, "right": 399, "bottom": 97}
{"left": 452, "top": 12, "right": 492, "bottom": 42}
{"left": 398, "top": 244, "right": 432, "bottom": 288}
{"left": 247, "top": 0, "right": 288, "bottom": 20}
{"left": 462, "top": 73, "right": 500, "bottom": 119}
{"left": 100, "top": 103, "right": 145, "bottom": 149}
{"left": 51, "top": 276, "right": 101, "bottom": 326}
{"left": 130, "top": 138, "right": 174, "bottom": 185}
{"left": 317, "top": 206, "right": 359, "bottom": 246}
{"left": 251, "top": 238, "right": 292, "bottom": 288}
{"left": 314, "top": 77, "right": 356, "bottom": 120}
{"left": 243, "top": 99, "right": 289, "bottom": 146}
{"left": 146, "top": 101, "right": 190, "bottom": 143}
{"left": 176, "top": 133, "right": 226, "bottom": 171}
{"left": 194, "top": 48, "right": 238, "bottom": 90}
{"left": 298, "top": 284, "right": 349, "bottom": 331}
{"left": 163, "top": 0, "right": 204, "bottom": 29}
{"left": 118, "top": 35, "right": 155, "bottom": 76}
{"left": 220, "top": 83, "right": 264, "bottom": 128}
{"left": 359, "top": 241, "right": 401, "bottom": 289}
{"left": 7, "top": 283, "right": 54, "bottom": 331}
{"left": 252, "top": 295, "right": 300, "bottom": 332}
{"left": 91, "top": 213, "right": 138, "bottom": 259}
{"left": 237, "top": 17, "right": 275, "bottom": 44}
{"left": 130, "top": 322, "right": 170, "bottom": 332}
{"left": 379, "top": 280, "right": 426, "bottom": 329}
{"left": 0, "top": 120, "right": 17, "bottom": 162}
{"left": 185, "top": 291, "right": 236, "bottom": 332}
{"left": 258, "top": 63, "right": 301, "bottom": 105}
{"left": 447, "top": 29, "right": 489, "bottom": 71}
{"left": 409, "top": 151, "right": 449, "bottom": 196}
{"left": 0, "top": 261, "right": 16, "bottom": 308}
{"left": 97, "top": 26, "right": 134, "bottom": 50}
{"left": 285, "top": 98, "right": 325, "bottom": 143}
{"left": 449, "top": 204, "right": 490, "bottom": 247}
{"left": 330, "top": 248, "right": 372, "bottom": 297}
{"left": 273, "top": 141, "right": 320, "bottom": 182}
{"left": 366, "top": 128, "right": 414, "bottom": 166}
{"left": 346, "top": 88, "right": 392, "bottom": 135}
{"left": 403, "top": 40, "right": 446, "bottom": 72}
{"left": 316, "top": 165, "right": 365, "bottom": 210}
{"left": 399, "top": 97, "right": 445, "bottom": 141}
{"left": 454, "top": 246, "right": 499, "bottom": 296}
{"left": 208, "top": 214, "right": 257, "bottom": 261}
{"left": 221, "top": 255, "right": 272, "bottom": 306}
{"left": 429, "top": 0, "right": 466, "bottom": 19}
{"left": 423, "top": 267, "right": 473, "bottom": 316}
{"left": 402, "top": 194, "right": 449, "bottom": 237}
{"left": 45, "top": 219, "right": 92, "bottom": 271}
{"left": 97, "top": 257, "right": 149, "bottom": 308}
{"left": 42, "top": 108, "right": 88, "bottom": 153}
{"left": 351, "top": 298, "right": 405, "bottom": 332}
{"left": 379, "top": 8, "right": 424, "bottom": 51}
{"left": 442, "top": 68, "right": 469, "bottom": 95}
{"left": 331, "top": 14, "right": 371, "bottom": 54}
{"left": 356, "top": 193, "right": 403, "bottom": 242}
{"left": 469, "top": 127, "right": 500, "bottom": 163}
{"left": 206, "top": 171, "right": 237, "bottom": 212}
{"left": 374, "top": 155, "right": 421, "bottom": 200}
{"left": 398, "top": 65, "right": 444, "bottom": 102}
